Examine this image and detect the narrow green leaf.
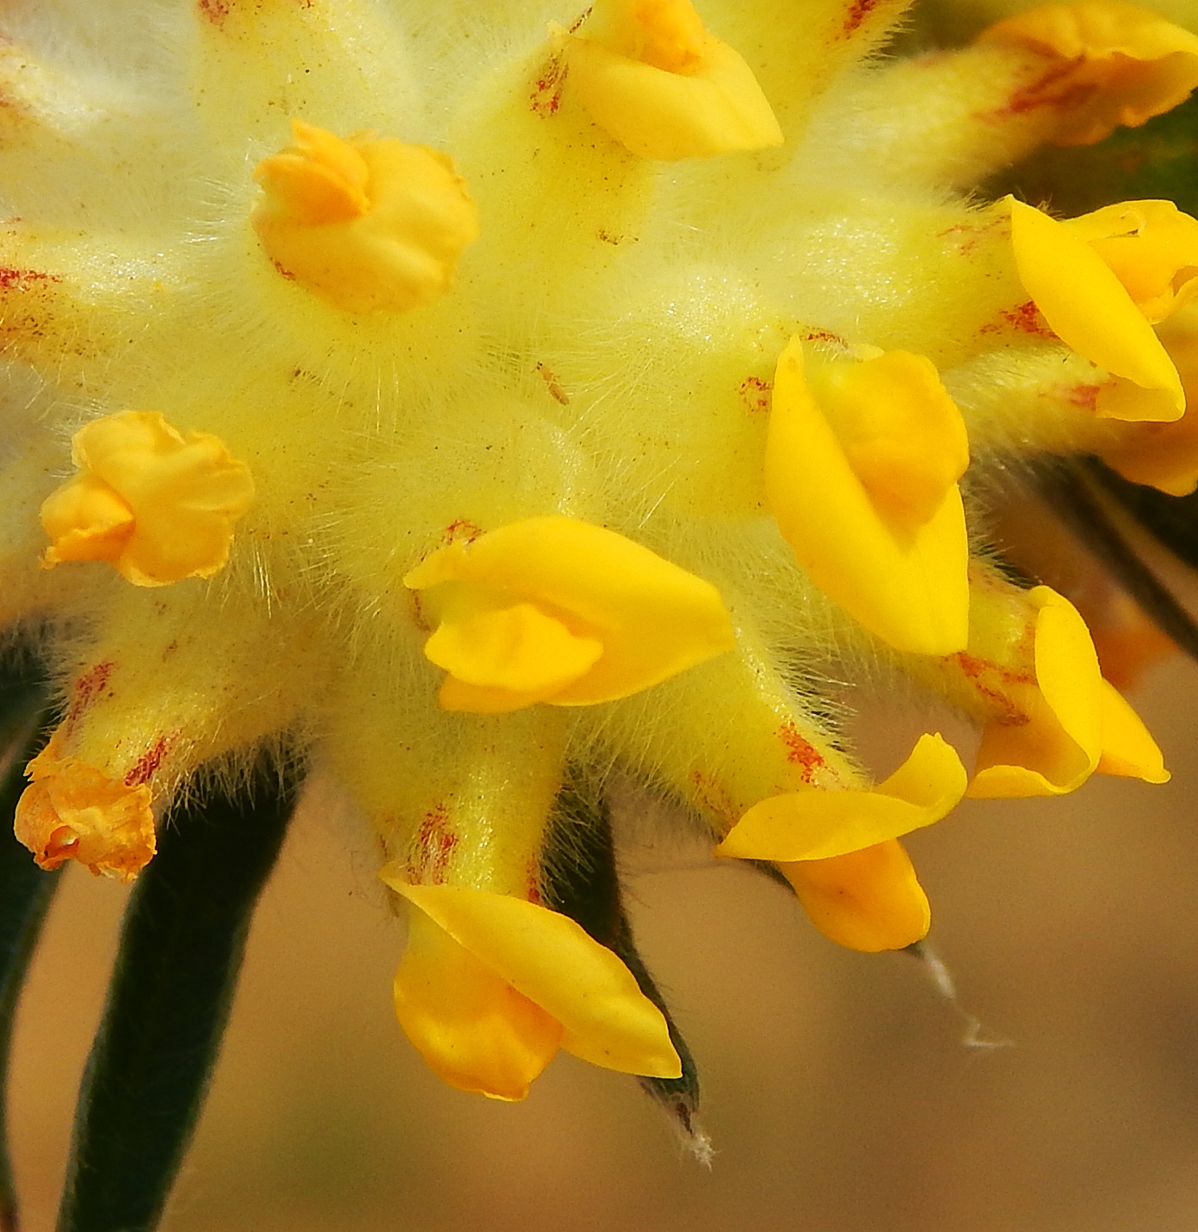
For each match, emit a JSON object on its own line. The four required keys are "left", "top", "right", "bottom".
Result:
{"left": 0, "top": 656, "right": 58, "bottom": 1232}
{"left": 542, "top": 772, "right": 705, "bottom": 1156}
{"left": 56, "top": 756, "right": 302, "bottom": 1232}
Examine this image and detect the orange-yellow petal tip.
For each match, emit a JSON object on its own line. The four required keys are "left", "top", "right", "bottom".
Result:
{"left": 716, "top": 732, "right": 967, "bottom": 863}
{"left": 780, "top": 839, "right": 931, "bottom": 953}
{"left": 14, "top": 738, "right": 155, "bottom": 882}
{"left": 563, "top": 0, "right": 782, "bottom": 160}
{"left": 382, "top": 876, "right": 681, "bottom": 1092}
{"left": 766, "top": 338, "right": 970, "bottom": 656}
{"left": 39, "top": 410, "right": 254, "bottom": 587}
{"left": 1097, "top": 678, "right": 1169, "bottom": 783}
{"left": 252, "top": 120, "right": 479, "bottom": 313}
{"left": 980, "top": 1, "right": 1198, "bottom": 146}
{"left": 967, "top": 585, "right": 1104, "bottom": 798}
{"left": 405, "top": 517, "right": 735, "bottom": 712}
{"left": 1006, "top": 197, "right": 1185, "bottom": 421}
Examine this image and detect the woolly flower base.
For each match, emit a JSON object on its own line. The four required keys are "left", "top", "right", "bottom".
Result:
{"left": 0, "top": 0, "right": 1192, "bottom": 1105}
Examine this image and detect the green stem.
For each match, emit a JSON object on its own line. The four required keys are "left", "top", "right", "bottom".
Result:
{"left": 56, "top": 756, "right": 302, "bottom": 1232}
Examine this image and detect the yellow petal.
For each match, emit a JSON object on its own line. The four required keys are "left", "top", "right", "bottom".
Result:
{"left": 254, "top": 117, "right": 371, "bottom": 224}
{"left": 1064, "top": 200, "right": 1198, "bottom": 324}
{"left": 1006, "top": 197, "right": 1184, "bottom": 419}
{"left": 252, "top": 120, "right": 479, "bottom": 313}
{"left": 405, "top": 516, "right": 735, "bottom": 709}
{"left": 1097, "top": 304, "right": 1198, "bottom": 493}
{"left": 14, "top": 735, "right": 155, "bottom": 882}
{"left": 41, "top": 410, "right": 255, "bottom": 586}
{"left": 425, "top": 600, "right": 603, "bottom": 697}
{"left": 765, "top": 338, "right": 969, "bottom": 656}
{"left": 40, "top": 472, "right": 134, "bottom": 566}
{"left": 393, "top": 910, "right": 563, "bottom": 1101}
{"left": 384, "top": 878, "right": 682, "bottom": 1080}
{"left": 779, "top": 839, "right": 931, "bottom": 953}
{"left": 980, "top": 1, "right": 1198, "bottom": 145}
{"left": 967, "top": 586, "right": 1104, "bottom": 797}
{"left": 716, "top": 733, "right": 967, "bottom": 862}
{"left": 1097, "top": 678, "right": 1169, "bottom": 783}
{"left": 564, "top": 0, "right": 782, "bottom": 160}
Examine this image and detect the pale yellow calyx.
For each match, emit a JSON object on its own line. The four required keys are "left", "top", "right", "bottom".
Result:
{"left": 716, "top": 733, "right": 968, "bottom": 862}
{"left": 1005, "top": 197, "right": 1185, "bottom": 421}
{"left": 14, "top": 734, "right": 155, "bottom": 882}
{"left": 980, "top": 1, "right": 1198, "bottom": 146}
{"left": 1063, "top": 200, "right": 1198, "bottom": 324}
{"left": 779, "top": 839, "right": 931, "bottom": 953}
{"left": 404, "top": 516, "right": 735, "bottom": 713}
{"left": 966, "top": 585, "right": 1105, "bottom": 798}
{"left": 562, "top": 0, "right": 783, "bottom": 160}
{"left": 40, "top": 411, "right": 254, "bottom": 587}
{"left": 765, "top": 338, "right": 970, "bottom": 656}
{"left": 252, "top": 119, "right": 479, "bottom": 314}
{"left": 383, "top": 877, "right": 681, "bottom": 1099}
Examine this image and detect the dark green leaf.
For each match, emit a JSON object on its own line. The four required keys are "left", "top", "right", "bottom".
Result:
{"left": 542, "top": 772, "right": 705, "bottom": 1157}
{"left": 56, "top": 755, "right": 302, "bottom": 1232}
{"left": 0, "top": 653, "right": 58, "bottom": 1232}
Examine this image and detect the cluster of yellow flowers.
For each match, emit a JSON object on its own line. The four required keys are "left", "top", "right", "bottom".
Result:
{"left": 2, "top": 0, "right": 1197, "bottom": 1105}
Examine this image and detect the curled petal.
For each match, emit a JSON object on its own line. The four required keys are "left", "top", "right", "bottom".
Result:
{"left": 405, "top": 517, "right": 735, "bottom": 711}
{"left": 563, "top": 0, "right": 783, "bottom": 160}
{"left": 765, "top": 338, "right": 969, "bottom": 655}
{"left": 1063, "top": 200, "right": 1198, "bottom": 324}
{"left": 40, "top": 411, "right": 254, "bottom": 586}
{"left": 980, "top": 0, "right": 1198, "bottom": 145}
{"left": 253, "top": 119, "right": 479, "bottom": 313}
{"left": 15, "top": 735, "right": 155, "bottom": 881}
{"left": 393, "top": 911, "right": 563, "bottom": 1101}
{"left": 716, "top": 733, "right": 967, "bottom": 863}
{"left": 384, "top": 878, "right": 682, "bottom": 1090}
{"left": 1006, "top": 197, "right": 1184, "bottom": 420}
{"left": 967, "top": 586, "right": 1104, "bottom": 797}
{"left": 426, "top": 600, "right": 603, "bottom": 713}
{"left": 1098, "top": 307, "right": 1198, "bottom": 494}
{"left": 1097, "top": 678, "right": 1169, "bottom": 783}
{"left": 779, "top": 839, "right": 931, "bottom": 953}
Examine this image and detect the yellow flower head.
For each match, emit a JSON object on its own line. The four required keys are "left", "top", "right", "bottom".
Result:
{"left": 0, "top": 0, "right": 1186, "bottom": 1124}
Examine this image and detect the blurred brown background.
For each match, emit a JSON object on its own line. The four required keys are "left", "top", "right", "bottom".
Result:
{"left": 9, "top": 652, "right": 1198, "bottom": 1232}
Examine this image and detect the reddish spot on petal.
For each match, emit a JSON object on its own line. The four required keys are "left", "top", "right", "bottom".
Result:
{"left": 738, "top": 375, "right": 773, "bottom": 414}
{"left": 197, "top": 0, "right": 230, "bottom": 25}
{"left": 0, "top": 266, "right": 60, "bottom": 291}
{"left": 530, "top": 56, "right": 567, "bottom": 117}
{"left": 841, "top": 0, "right": 879, "bottom": 38}
{"left": 65, "top": 662, "right": 114, "bottom": 734}
{"left": 981, "top": 299, "right": 1056, "bottom": 339}
{"left": 408, "top": 802, "right": 459, "bottom": 885}
{"left": 984, "top": 60, "right": 1098, "bottom": 122}
{"left": 124, "top": 734, "right": 173, "bottom": 787}
{"left": 953, "top": 650, "right": 1034, "bottom": 723}
{"left": 777, "top": 722, "right": 825, "bottom": 784}
{"left": 443, "top": 519, "right": 483, "bottom": 545}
